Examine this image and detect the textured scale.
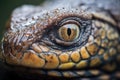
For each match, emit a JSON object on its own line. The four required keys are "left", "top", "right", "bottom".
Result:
{"left": 0, "top": 0, "right": 120, "bottom": 80}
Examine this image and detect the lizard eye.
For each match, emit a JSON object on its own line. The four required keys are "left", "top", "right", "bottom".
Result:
{"left": 45, "top": 17, "right": 92, "bottom": 49}
{"left": 58, "top": 21, "right": 80, "bottom": 42}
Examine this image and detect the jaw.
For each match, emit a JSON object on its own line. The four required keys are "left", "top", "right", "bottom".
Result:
{"left": 4, "top": 62, "right": 120, "bottom": 80}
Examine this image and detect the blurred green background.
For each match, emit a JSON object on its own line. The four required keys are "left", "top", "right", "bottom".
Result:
{"left": 0, "top": 0, "right": 45, "bottom": 40}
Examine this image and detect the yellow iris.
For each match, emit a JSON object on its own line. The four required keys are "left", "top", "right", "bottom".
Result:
{"left": 58, "top": 23, "right": 80, "bottom": 42}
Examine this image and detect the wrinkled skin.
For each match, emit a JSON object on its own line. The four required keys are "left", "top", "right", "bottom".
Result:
{"left": 0, "top": 0, "right": 120, "bottom": 80}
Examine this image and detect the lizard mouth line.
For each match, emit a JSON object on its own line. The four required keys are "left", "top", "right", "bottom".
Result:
{"left": 4, "top": 62, "right": 113, "bottom": 78}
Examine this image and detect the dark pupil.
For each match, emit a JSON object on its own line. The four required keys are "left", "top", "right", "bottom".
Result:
{"left": 67, "top": 28, "right": 71, "bottom": 36}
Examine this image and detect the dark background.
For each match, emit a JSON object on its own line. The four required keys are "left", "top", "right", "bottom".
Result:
{"left": 0, "top": 0, "right": 45, "bottom": 80}
{"left": 0, "top": 0, "right": 45, "bottom": 40}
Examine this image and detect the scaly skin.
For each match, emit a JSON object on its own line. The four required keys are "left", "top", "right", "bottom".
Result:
{"left": 0, "top": 0, "right": 120, "bottom": 80}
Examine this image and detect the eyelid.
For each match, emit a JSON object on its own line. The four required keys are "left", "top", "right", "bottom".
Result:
{"left": 58, "top": 19, "right": 81, "bottom": 27}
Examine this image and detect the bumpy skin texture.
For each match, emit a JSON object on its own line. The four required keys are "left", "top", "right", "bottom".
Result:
{"left": 0, "top": 0, "right": 120, "bottom": 80}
